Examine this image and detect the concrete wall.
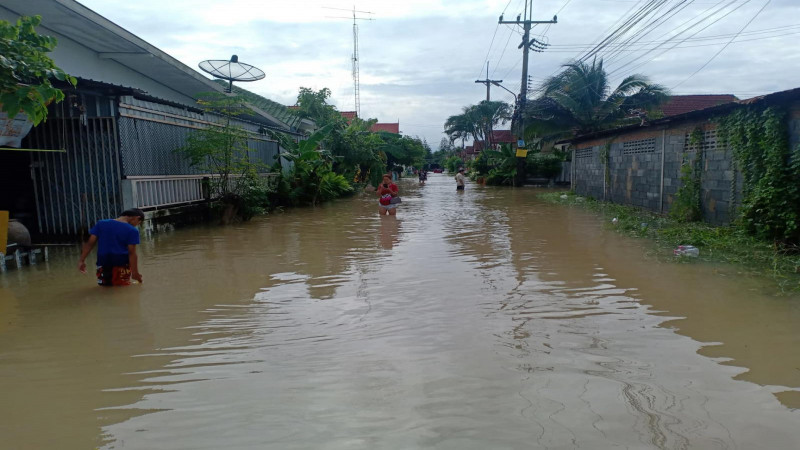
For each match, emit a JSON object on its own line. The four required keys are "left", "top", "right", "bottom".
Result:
{"left": 571, "top": 100, "right": 800, "bottom": 225}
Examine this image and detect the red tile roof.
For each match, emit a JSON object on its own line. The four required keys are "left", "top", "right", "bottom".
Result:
{"left": 491, "top": 130, "right": 515, "bottom": 143}
{"left": 659, "top": 95, "right": 738, "bottom": 117}
{"left": 340, "top": 111, "right": 358, "bottom": 120}
{"left": 371, "top": 122, "right": 400, "bottom": 134}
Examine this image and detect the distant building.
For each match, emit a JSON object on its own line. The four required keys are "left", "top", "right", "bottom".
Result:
{"left": 461, "top": 130, "right": 516, "bottom": 160}
{"left": 370, "top": 122, "right": 400, "bottom": 134}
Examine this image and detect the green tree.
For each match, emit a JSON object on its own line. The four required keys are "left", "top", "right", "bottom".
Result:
{"left": 444, "top": 155, "right": 464, "bottom": 173}
{"left": 524, "top": 58, "right": 668, "bottom": 139}
{"left": 270, "top": 124, "right": 354, "bottom": 205}
{"left": 483, "top": 144, "right": 518, "bottom": 185}
{"left": 0, "top": 15, "right": 76, "bottom": 125}
{"left": 177, "top": 92, "right": 271, "bottom": 221}
{"left": 295, "top": 87, "right": 345, "bottom": 128}
{"left": 444, "top": 100, "right": 512, "bottom": 148}
{"left": 327, "top": 117, "right": 385, "bottom": 184}
{"left": 379, "top": 132, "right": 426, "bottom": 175}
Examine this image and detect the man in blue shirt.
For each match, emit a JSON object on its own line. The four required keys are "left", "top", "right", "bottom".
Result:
{"left": 78, "top": 209, "right": 144, "bottom": 286}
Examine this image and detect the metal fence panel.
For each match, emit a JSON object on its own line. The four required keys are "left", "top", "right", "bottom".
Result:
{"left": 119, "top": 117, "right": 281, "bottom": 176}
{"left": 26, "top": 117, "right": 121, "bottom": 236}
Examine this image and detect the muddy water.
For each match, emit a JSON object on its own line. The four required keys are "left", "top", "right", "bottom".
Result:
{"left": 1, "top": 173, "right": 799, "bottom": 450}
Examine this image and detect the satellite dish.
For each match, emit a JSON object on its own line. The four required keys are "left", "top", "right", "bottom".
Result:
{"left": 198, "top": 55, "right": 265, "bottom": 93}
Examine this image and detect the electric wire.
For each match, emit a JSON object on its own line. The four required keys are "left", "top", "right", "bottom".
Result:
{"left": 476, "top": 0, "right": 518, "bottom": 79}
{"left": 608, "top": 0, "right": 755, "bottom": 77}
{"left": 603, "top": 0, "right": 697, "bottom": 64}
{"left": 606, "top": 0, "right": 743, "bottom": 74}
{"left": 672, "top": 0, "right": 771, "bottom": 88}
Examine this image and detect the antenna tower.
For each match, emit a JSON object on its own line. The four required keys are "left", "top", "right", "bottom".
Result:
{"left": 325, "top": 6, "right": 373, "bottom": 118}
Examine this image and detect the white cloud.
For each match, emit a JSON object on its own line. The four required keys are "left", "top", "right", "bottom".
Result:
{"left": 76, "top": 0, "right": 800, "bottom": 147}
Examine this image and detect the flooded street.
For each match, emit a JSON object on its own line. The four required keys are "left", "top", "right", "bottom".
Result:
{"left": 2, "top": 173, "right": 799, "bottom": 449}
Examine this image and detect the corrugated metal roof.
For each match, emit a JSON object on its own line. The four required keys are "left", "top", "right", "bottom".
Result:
{"left": 659, "top": 95, "right": 738, "bottom": 117}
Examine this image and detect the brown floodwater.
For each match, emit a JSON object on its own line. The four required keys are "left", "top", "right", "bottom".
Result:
{"left": 1, "top": 173, "right": 799, "bottom": 449}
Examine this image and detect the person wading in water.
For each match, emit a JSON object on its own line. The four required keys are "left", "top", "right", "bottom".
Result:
{"left": 78, "top": 208, "right": 144, "bottom": 286}
{"left": 377, "top": 173, "right": 400, "bottom": 216}
{"left": 455, "top": 167, "right": 466, "bottom": 191}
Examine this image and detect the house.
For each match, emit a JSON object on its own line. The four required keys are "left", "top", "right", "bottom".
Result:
{"left": 0, "top": 0, "right": 307, "bottom": 239}
{"left": 561, "top": 87, "right": 800, "bottom": 225}
{"left": 370, "top": 122, "right": 400, "bottom": 134}
{"left": 461, "top": 130, "right": 517, "bottom": 161}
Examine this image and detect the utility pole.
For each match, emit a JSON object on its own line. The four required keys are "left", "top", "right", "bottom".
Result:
{"left": 475, "top": 62, "right": 502, "bottom": 102}
{"left": 498, "top": 1, "right": 556, "bottom": 185}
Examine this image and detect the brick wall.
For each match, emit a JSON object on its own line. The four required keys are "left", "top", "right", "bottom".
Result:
{"left": 571, "top": 99, "right": 800, "bottom": 225}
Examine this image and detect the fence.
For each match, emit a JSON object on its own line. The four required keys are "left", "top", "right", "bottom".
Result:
{"left": 121, "top": 173, "right": 279, "bottom": 210}
{"left": 25, "top": 116, "right": 122, "bottom": 236}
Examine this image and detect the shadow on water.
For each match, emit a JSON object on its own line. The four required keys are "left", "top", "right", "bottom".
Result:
{"left": 1, "top": 173, "right": 799, "bottom": 449}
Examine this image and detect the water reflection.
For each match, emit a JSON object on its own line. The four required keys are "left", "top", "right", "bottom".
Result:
{"left": 1, "top": 174, "right": 798, "bottom": 450}
{"left": 379, "top": 216, "right": 401, "bottom": 250}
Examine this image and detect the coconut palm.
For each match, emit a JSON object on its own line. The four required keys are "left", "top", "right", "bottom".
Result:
{"left": 444, "top": 108, "right": 477, "bottom": 145}
{"left": 524, "top": 58, "right": 668, "bottom": 138}
{"left": 444, "top": 100, "right": 512, "bottom": 147}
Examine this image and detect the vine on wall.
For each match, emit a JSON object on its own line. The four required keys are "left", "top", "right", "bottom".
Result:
{"left": 670, "top": 127, "right": 704, "bottom": 222}
{"left": 717, "top": 106, "right": 800, "bottom": 245}
{"left": 599, "top": 139, "right": 614, "bottom": 199}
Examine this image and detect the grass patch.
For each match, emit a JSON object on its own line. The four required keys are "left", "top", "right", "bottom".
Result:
{"left": 539, "top": 191, "right": 800, "bottom": 293}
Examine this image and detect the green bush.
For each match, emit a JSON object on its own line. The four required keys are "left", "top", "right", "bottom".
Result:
{"left": 444, "top": 155, "right": 464, "bottom": 173}
{"left": 319, "top": 172, "right": 354, "bottom": 202}
{"left": 525, "top": 153, "right": 562, "bottom": 178}
{"left": 486, "top": 167, "right": 515, "bottom": 186}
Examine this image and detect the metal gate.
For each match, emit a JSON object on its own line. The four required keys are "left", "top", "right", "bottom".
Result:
{"left": 26, "top": 117, "right": 122, "bottom": 236}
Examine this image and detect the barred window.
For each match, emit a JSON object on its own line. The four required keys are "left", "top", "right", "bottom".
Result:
{"left": 575, "top": 147, "right": 594, "bottom": 159}
{"left": 622, "top": 138, "right": 656, "bottom": 155}
{"left": 684, "top": 129, "right": 718, "bottom": 152}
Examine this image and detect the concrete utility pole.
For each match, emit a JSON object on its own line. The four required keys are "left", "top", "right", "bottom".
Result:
{"left": 475, "top": 62, "right": 502, "bottom": 102}
{"left": 498, "top": 1, "right": 556, "bottom": 185}
{"left": 499, "top": 3, "right": 556, "bottom": 135}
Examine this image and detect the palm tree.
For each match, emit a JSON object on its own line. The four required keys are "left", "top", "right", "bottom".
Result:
{"left": 444, "top": 108, "right": 477, "bottom": 146}
{"left": 444, "top": 100, "right": 512, "bottom": 148}
{"left": 524, "top": 58, "right": 668, "bottom": 138}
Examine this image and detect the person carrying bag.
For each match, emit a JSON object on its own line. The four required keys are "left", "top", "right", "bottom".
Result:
{"left": 377, "top": 173, "right": 400, "bottom": 216}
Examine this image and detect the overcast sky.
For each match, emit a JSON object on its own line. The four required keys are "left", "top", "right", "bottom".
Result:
{"left": 78, "top": 0, "right": 799, "bottom": 147}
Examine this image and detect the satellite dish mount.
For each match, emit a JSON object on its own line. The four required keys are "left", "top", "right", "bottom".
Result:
{"left": 198, "top": 55, "right": 265, "bottom": 93}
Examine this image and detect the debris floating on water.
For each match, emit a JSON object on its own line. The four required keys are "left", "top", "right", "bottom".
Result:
{"left": 674, "top": 245, "right": 699, "bottom": 257}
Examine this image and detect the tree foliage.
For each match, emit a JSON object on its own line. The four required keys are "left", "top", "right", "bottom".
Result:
{"left": 444, "top": 100, "right": 512, "bottom": 146}
{"left": 294, "top": 87, "right": 346, "bottom": 128}
{"left": 271, "top": 124, "right": 354, "bottom": 206}
{"left": 524, "top": 58, "right": 668, "bottom": 139}
{"left": 178, "top": 93, "right": 261, "bottom": 195}
{"left": 380, "top": 132, "right": 426, "bottom": 174}
{"left": 177, "top": 92, "right": 274, "bottom": 221}
{"left": 0, "top": 15, "right": 76, "bottom": 125}
{"left": 717, "top": 106, "right": 800, "bottom": 245}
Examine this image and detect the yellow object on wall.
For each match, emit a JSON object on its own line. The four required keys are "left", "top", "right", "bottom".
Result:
{"left": 0, "top": 211, "right": 8, "bottom": 252}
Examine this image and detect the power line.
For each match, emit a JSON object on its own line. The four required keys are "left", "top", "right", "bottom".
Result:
{"left": 673, "top": 0, "right": 770, "bottom": 88}
{"left": 606, "top": 0, "right": 742, "bottom": 74}
{"left": 476, "top": 0, "right": 519, "bottom": 79}
{"left": 608, "top": 0, "right": 755, "bottom": 77}
{"left": 545, "top": 23, "right": 800, "bottom": 49}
